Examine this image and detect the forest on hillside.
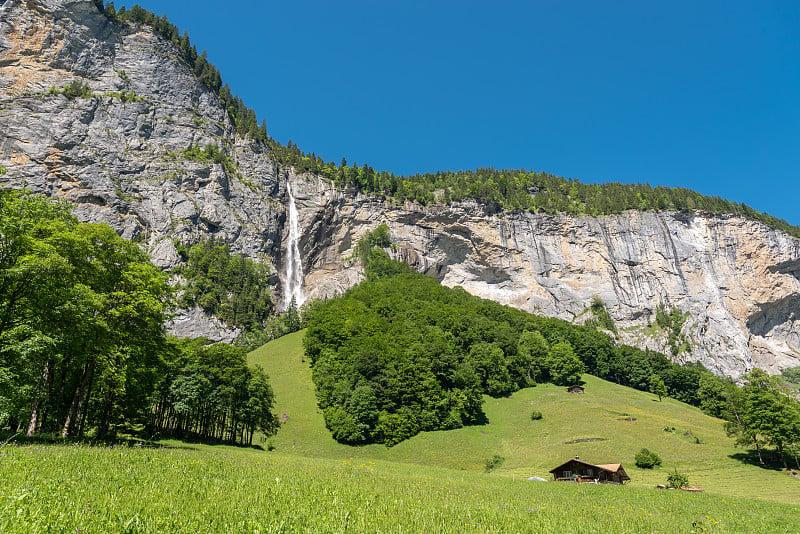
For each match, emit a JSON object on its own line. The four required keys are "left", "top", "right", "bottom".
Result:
{"left": 303, "top": 229, "right": 800, "bottom": 463}
{"left": 92, "top": 2, "right": 800, "bottom": 239}
{"left": 176, "top": 239, "right": 274, "bottom": 332}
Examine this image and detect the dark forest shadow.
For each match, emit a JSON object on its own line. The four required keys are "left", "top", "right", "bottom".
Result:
{"left": 729, "top": 450, "right": 787, "bottom": 471}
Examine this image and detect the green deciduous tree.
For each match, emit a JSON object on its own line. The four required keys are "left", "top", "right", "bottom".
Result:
{"left": 546, "top": 341, "right": 584, "bottom": 386}
{"left": 650, "top": 374, "right": 668, "bottom": 402}
{"left": 722, "top": 369, "right": 800, "bottom": 467}
{"left": 514, "top": 330, "right": 548, "bottom": 385}
{"left": 0, "top": 191, "right": 171, "bottom": 438}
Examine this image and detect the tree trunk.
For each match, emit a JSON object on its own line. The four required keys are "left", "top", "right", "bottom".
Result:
{"left": 97, "top": 389, "right": 115, "bottom": 439}
{"left": 26, "top": 398, "right": 41, "bottom": 438}
{"left": 61, "top": 358, "right": 95, "bottom": 438}
{"left": 78, "top": 366, "right": 96, "bottom": 438}
{"left": 26, "top": 360, "right": 53, "bottom": 437}
{"left": 51, "top": 362, "right": 71, "bottom": 434}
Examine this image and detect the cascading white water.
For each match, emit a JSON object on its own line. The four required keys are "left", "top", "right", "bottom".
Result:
{"left": 283, "top": 180, "right": 305, "bottom": 309}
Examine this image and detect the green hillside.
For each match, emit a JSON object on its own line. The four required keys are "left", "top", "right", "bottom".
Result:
{"left": 250, "top": 330, "right": 800, "bottom": 505}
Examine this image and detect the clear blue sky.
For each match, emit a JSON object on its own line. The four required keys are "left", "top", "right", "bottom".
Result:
{"left": 127, "top": 1, "right": 799, "bottom": 225}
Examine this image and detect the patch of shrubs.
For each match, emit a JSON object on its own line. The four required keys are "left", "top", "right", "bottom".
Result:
{"left": 484, "top": 454, "right": 505, "bottom": 473}
{"left": 530, "top": 410, "right": 543, "bottom": 421}
{"left": 634, "top": 448, "right": 662, "bottom": 468}
{"left": 49, "top": 79, "right": 92, "bottom": 100}
{"left": 667, "top": 470, "right": 689, "bottom": 488}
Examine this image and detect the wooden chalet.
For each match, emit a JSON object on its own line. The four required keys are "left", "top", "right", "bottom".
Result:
{"left": 567, "top": 385, "right": 585, "bottom": 393}
{"left": 549, "top": 456, "right": 630, "bottom": 484}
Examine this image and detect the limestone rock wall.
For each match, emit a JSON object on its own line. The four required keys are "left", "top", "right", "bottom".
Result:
{"left": 290, "top": 174, "right": 800, "bottom": 378}
{"left": 0, "top": 0, "right": 290, "bottom": 340}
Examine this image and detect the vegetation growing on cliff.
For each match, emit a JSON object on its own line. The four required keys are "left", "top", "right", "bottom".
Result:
{"left": 654, "top": 305, "right": 691, "bottom": 356}
{"left": 583, "top": 296, "right": 617, "bottom": 334}
{"left": 168, "top": 143, "right": 239, "bottom": 178}
{"left": 177, "top": 239, "right": 273, "bottom": 332}
{"left": 333, "top": 166, "right": 800, "bottom": 238}
{"left": 781, "top": 366, "right": 800, "bottom": 388}
{"left": 48, "top": 79, "right": 144, "bottom": 103}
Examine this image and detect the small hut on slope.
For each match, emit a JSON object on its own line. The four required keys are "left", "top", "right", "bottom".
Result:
{"left": 549, "top": 456, "right": 630, "bottom": 484}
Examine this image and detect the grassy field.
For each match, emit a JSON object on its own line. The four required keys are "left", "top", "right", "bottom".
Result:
{"left": 249, "top": 330, "right": 800, "bottom": 504}
{"left": 2, "top": 442, "right": 799, "bottom": 533}
{"left": 2, "top": 330, "right": 798, "bottom": 532}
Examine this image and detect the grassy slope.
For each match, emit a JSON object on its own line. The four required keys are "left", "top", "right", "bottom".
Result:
{"left": 3, "top": 443, "right": 798, "bottom": 533}
{"left": 250, "top": 330, "right": 800, "bottom": 505}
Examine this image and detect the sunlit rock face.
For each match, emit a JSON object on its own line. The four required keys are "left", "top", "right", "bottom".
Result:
{"left": 2, "top": 1, "right": 799, "bottom": 376}
{"left": 0, "top": 0, "right": 287, "bottom": 340}
{"left": 291, "top": 174, "right": 800, "bottom": 379}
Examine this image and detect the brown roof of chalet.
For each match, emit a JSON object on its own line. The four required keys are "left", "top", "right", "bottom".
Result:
{"left": 596, "top": 463, "right": 622, "bottom": 471}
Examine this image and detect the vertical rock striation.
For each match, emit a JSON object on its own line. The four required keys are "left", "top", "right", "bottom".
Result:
{"left": 290, "top": 174, "right": 800, "bottom": 378}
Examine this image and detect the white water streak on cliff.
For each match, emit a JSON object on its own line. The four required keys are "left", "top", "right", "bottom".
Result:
{"left": 284, "top": 180, "right": 305, "bottom": 309}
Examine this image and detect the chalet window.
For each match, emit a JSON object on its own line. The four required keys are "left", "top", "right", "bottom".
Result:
{"left": 587, "top": 469, "right": 594, "bottom": 476}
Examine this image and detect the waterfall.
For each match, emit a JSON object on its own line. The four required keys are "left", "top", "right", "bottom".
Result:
{"left": 284, "top": 179, "right": 305, "bottom": 309}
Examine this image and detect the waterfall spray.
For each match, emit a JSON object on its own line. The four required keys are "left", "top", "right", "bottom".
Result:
{"left": 284, "top": 180, "right": 305, "bottom": 309}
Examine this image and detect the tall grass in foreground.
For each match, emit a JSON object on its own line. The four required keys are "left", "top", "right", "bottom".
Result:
{"left": 1, "top": 443, "right": 798, "bottom": 533}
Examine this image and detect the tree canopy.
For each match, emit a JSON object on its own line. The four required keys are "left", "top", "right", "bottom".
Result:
{"left": 0, "top": 192, "right": 279, "bottom": 445}
{"left": 177, "top": 239, "right": 274, "bottom": 332}
{"left": 0, "top": 191, "right": 171, "bottom": 438}
{"left": 722, "top": 370, "right": 800, "bottom": 468}
{"left": 303, "top": 236, "right": 728, "bottom": 446}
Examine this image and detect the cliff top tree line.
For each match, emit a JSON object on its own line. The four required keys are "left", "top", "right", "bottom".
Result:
{"left": 90, "top": 1, "right": 799, "bottom": 239}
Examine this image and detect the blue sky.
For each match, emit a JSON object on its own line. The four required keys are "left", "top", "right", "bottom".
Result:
{"left": 126, "top": 1, "right": 799, "bottom": 225}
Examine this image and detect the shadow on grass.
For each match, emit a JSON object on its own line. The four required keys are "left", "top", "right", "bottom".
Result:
{"left": 729, "top": 450, "right": 787, "bottom": 471}
{"left": 1, "top": 432, "right": 167, "bottom": 449}
{"left": 0, "top": 431, "right": 264, "bottom": 451}
{"left": 474, "top": 411, "right": 490, "bottom": 426}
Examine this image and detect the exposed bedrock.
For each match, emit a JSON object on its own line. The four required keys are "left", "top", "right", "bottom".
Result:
{"left": 291, "top": 175, "right": 800, "bottom": 378}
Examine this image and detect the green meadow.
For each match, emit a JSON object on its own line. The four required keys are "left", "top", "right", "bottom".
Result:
{"left": 1, "top": 330, "right": 798, "bottom": 532}
{"left": 250, "top": 331, "right": 800, "bottom": 505}
{"left": 2, "top": 442, "right": 798, "bottom": 533}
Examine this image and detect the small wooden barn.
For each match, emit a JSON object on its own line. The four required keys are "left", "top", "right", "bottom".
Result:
{"left": 549, "top": 456, "right": 630, "bottom": 484}
{"left": 567, "top": 385, "right": 585, "bottom": 393}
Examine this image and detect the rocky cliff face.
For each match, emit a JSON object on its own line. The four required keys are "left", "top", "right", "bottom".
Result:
{"left": 291, "top": 174, "right": 800, "bottom": 378}
{"left": 0, "top": 0, "right": 290, "bottom": 339}
{"left": 2, "top": 0, "right": 799, "bottom": 377}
